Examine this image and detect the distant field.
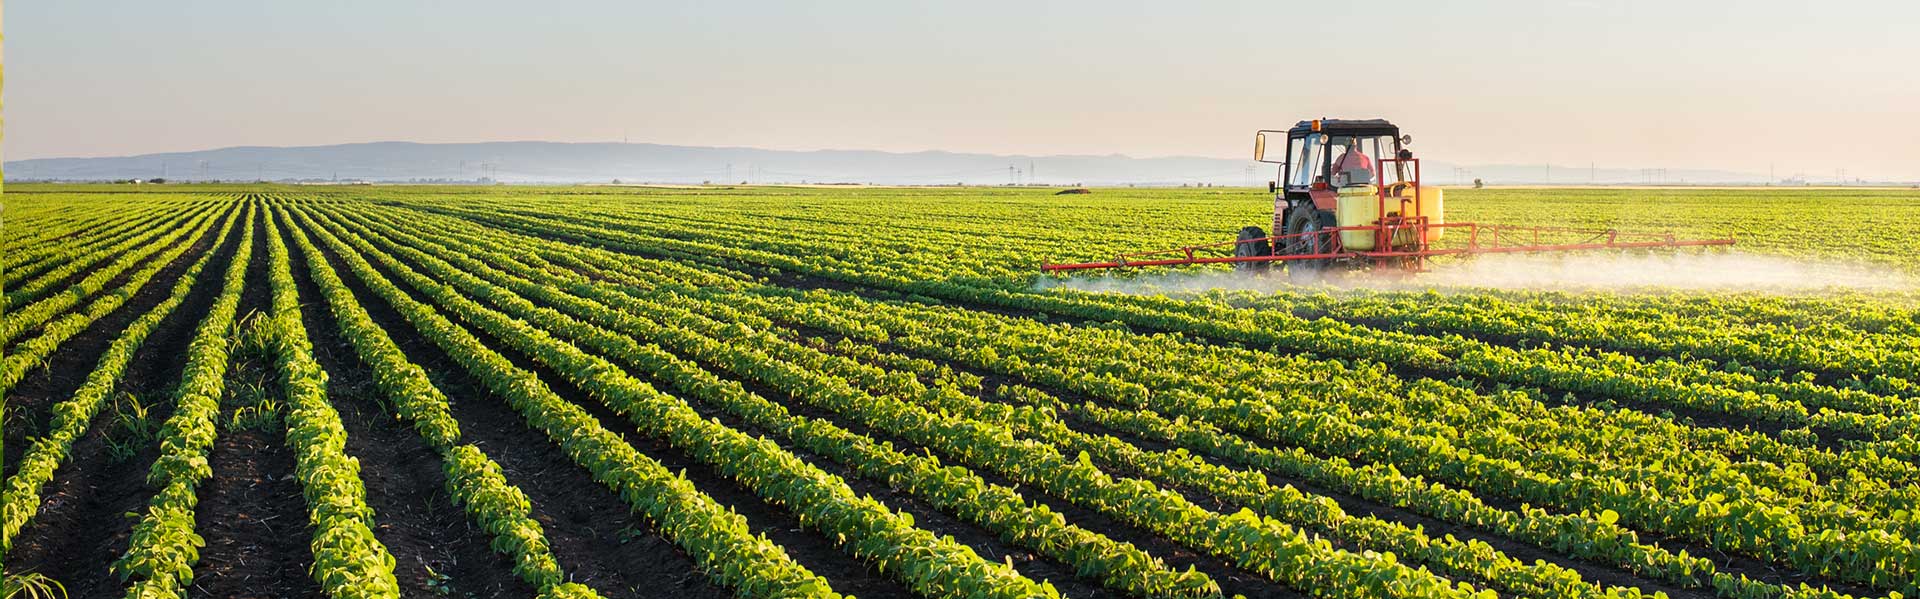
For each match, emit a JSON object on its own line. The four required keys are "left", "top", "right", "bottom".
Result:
{"left": 3, "top": 183, "right": 1917, "bottom": 599}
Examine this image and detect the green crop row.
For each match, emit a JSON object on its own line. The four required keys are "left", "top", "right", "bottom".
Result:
{"left": 294, "top": 207, "right": 846, "bottom": 598}
{"left": 1, "top": 201, "right": 242, "bottom": 553}
{"left": 259, "top": 203, "right": 403, "bottom": 598}
{"left": 114, "top": 201, "right": 258, "bottom": 596}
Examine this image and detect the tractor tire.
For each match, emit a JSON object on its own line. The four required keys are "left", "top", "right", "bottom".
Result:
{"left": 1233, "top": 226, "right": 1272, "bottom": 272}
{"left": 1284, "top": 208, "right": 1338, "bottom": 280}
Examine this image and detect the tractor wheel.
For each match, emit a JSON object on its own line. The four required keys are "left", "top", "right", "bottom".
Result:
{"left": 1233, "top": 226, "right": 1272, "bottom": 272}
{"left": 1282, "top": 207, "right": 1328, "bottom": 276}
{"left": 1282, "top": 206, "right": 1316, "bottom": 255}
{"left": 1284, "top": 207, "right": 1336, "bottom": 279}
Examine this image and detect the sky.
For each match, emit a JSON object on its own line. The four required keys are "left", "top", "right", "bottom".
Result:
{"left": 8, "top": 0, "right": 1919, "bottom": 180}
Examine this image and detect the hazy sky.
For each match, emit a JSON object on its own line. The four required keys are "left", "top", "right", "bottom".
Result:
{"left": 10, "top": 1, "right": 1919, "bottom": 179}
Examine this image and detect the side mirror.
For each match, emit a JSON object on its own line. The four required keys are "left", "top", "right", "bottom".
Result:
{"left": 1268, "top": 181, "right": 1277, "bottom": 193}
{"left": 1400, "top": 134, "right": 1413, "bottom": 145}
{"left": 1253, "top": 130, "right": 1287, "bottom": 164}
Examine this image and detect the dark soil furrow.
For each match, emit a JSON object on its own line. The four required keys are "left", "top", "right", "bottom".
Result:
{"left": 298, "top": 212, "right": 733, "bottom": 599}
{"left": 4, "top": 205, "right": 237, "bottom": 479}
{"left": 315, "top": 212, "right": 935, "bottom": 599}
{"left": 785, "top": 314, "right": 1872, "bottom": 599}
{"left": 3, "top": 204, "right": 244, "bottom": 597}
{"left": 281, "top": 215, "right": 531, "bottom": 598}
{"left": 192, "top": 205, "right": 325, "bottom": 599}
{"left": 337, "top": 205, "right": 1143, "bottom": 597}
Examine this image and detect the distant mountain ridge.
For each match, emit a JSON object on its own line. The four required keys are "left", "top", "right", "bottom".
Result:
{"left": 4, "top": 140, "right": 1768, "bottom": 185}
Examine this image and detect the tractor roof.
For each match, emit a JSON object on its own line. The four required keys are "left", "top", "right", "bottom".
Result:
{"left": 1289, "top": 119, "right": 1399, "bottom": 137}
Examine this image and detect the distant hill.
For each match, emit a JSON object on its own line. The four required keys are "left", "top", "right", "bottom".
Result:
{"left": 4, "top": 140, "right": 1767, "bottom": 185}
{"left": 4, "top": 141, "right": 1264, "bottom": 186}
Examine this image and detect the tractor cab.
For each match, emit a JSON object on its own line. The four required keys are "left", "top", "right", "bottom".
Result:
{"left": 1257, "top": 119, "right": 1413, "bottom": 194}
{"left": 1246, "top": 118, "right": 1434, "bottom": 274}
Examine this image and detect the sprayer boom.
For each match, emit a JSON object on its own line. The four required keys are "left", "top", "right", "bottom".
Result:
{"left": 1040, "top": 221, "right": 1735, "bottom": 273}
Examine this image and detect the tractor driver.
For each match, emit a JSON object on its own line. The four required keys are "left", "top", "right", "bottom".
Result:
{"left": 1332, "top": 138, "right": 1373, "bottom": 184}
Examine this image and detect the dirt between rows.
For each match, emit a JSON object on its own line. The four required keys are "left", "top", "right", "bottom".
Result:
{"left": 765, "top": 306, "right": 1879, "bottom": 599}
{"left": 320, "top": 204, "right": 942, "bottom": 597}
{"left": 3, "top": 205, "right": 236, "bottom": 480}
{"left": 629, "top": 322, "right": 1305, "bottom": 599}
{"left": 349, "top": 206, "right": 1305, "bottom": 598}
{"left": 185, "top": 208, "right": 323, "bottom": 599}
{"left": 297, "top": 212, "right": 738, "bottom": 599}
{"left": 284, "top": 217, "right": 531, "bottom": 598}
{"left": 3, "top": 205, "right": 245, "bottom": 598}
{"left": 348, "top": 202, "right": 1889, "bottom": 598}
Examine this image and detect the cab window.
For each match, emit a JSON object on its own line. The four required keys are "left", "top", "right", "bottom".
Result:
{"left": 1288, "top": 133, "right": 1325, "bottom": 188}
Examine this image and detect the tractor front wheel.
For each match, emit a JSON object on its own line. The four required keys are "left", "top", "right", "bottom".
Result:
{"left": 1233, "top": 226, "right": 1272, "bottom": 272}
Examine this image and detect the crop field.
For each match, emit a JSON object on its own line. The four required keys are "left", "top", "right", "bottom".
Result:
{"left": 3, "top": 184, "right": 1918, "bottom": 599}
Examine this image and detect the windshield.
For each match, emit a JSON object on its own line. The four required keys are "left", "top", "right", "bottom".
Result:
{"left": 1290, "top": 133, "right": 1408, "bottom": 188}
{"left": 1330, "top": 135, "right": 1407, "bottom": 185}
{"left": 1288, "top": 133, "right": 1326, "bottom": 188}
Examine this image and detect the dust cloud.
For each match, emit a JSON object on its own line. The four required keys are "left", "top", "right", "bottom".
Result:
{"left": 1033, "top": 252, "right": 1914, "bottom": 294}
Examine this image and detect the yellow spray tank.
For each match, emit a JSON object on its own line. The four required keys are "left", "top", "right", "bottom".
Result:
{"left": 1335, "top": 186, "right": 1381, "bottom": 250}
{"left": 1336, "top": 184, "right": 1444, "bottom": 250}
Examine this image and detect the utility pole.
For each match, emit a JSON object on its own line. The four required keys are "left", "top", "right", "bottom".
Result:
{"left": 1030, "top": 160, "right": 1036, "bottom": 185}
{"left": 1008, "top": 165, "right": 1015, "bottom": 186}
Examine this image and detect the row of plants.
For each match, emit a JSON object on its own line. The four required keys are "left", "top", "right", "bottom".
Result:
{"left": 434, "top": 203, "right": 1899, "bottom": 497}
{"left": 492, "top": 196, "right": 1920, "bottom": 446}
{"left": 726, "top": 285, "right": 1916, "bottom": 594}
{"left": 1224, "top": 289, "right": 1919, "bottom": 400}
{"left": 298, "top": 207, "right": 1063, "bottom": 599}
{"left": 0, "top": 203, "right": 227, "bottom": 346}
{"left": 0, "top": 201, "right": 242, "bottom": 553}
{"left": 321, "top": 206, "right": 1488, "bottom": 599}
{"left": 257, "top": 205, "right": 403, "bottom": 598}
{"left": 743, "top": 292, "right": 1865, "bottom": 599}
{"left": 0, "top": 204, "right": 235, "bottom": 397}
{"left": 332, "top": 189, "right": 1918, "bottom": 597}
{"left": 320, "top": 205, "right": 1220, "bottom": 599}
{"left": 350, "top": 203, "right": 1686, "bottom": 599}
{"left": 526, "top": 204, "right": 1920, "bottom": 530}
{"left": 412, "top": 197, "right": 1912, "bottom": 595}
{"left": 2, "top": 200, "right": 221, "bottom": 310}
{"left": 1083, "top": 289, "right": 1918, "bottom": 425}
{"left": 2, "top": 201, "right": 185, "bottom": 289}
{"left": 423, "top": 201, "right": 1897, "bottom": 515}
{"left": 113, "top": 201, "right": 258, "bottom": 596}
{"left": 274, "top": 204, "right": 603, "bottom": 599}
{"left": 602, "top": 203, "right": 1920, "bottom": 442}
{"left": 292, "top": 207, "right": 847, "bottom": 598}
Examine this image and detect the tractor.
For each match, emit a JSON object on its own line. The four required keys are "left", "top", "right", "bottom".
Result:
{"left": 1042, "top": 118, "right": 1734, "bottom": 276}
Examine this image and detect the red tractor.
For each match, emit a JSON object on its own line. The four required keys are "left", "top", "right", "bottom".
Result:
{"left": 1042, "top": 118, "right": 1734, "bottom": 276}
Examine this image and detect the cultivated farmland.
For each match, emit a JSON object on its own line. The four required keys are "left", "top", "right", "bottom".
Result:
{"left": 3, "top": 184, "right": 1917, "bottom": 599}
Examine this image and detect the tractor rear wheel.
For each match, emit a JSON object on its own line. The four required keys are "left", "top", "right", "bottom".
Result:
{"left": 1233, "top": 226, "right": 1272, "bottom": 272}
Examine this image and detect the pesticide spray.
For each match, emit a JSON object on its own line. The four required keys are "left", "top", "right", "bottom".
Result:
{"left": 1034, "top": 252, "right": 1915, "bottom": 295}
